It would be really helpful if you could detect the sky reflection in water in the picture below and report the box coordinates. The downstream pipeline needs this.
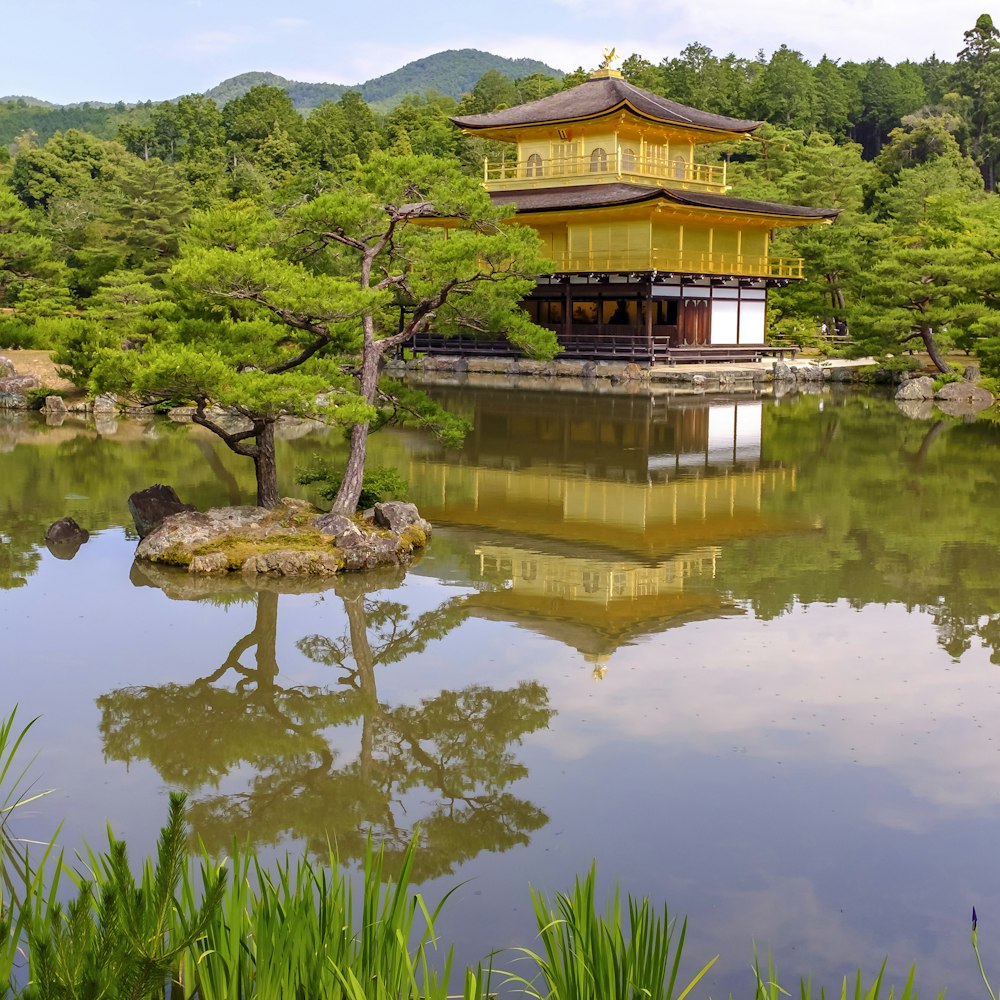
[1,386,999,997]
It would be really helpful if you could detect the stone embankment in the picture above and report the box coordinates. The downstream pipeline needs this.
[128,485,432,578]
[384,355,864,389]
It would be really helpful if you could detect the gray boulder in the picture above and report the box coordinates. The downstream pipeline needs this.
[935,381,994,406]
[336,532,405,573]
[45,516,90,546]
[128,484,197,538]
[372,501,432,538]
[895,376,936,401]
[0,373,40,410]
[44,519,89,560]
[772,361,794,382]
[45,517,90,559]
[92,393,117,414]
[935,380,995,417]
[315,511,365,544]
[1,373,42,391]
[0,356,15,376]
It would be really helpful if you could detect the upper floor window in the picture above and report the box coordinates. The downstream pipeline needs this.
[673,155,686,180]
[621,147,636,172]
[590,147,608,172]
[526,153,543,177]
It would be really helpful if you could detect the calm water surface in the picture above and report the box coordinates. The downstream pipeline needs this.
[2,384,999,996]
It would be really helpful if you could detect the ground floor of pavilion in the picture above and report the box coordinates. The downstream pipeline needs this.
[410,273,789,364]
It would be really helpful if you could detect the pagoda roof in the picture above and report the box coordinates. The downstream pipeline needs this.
[451,74,761,135]
[489,183,840,222]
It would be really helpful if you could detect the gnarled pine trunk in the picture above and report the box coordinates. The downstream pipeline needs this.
[253,420,281,508]
[919,325,951,374]
[331,323,382,514]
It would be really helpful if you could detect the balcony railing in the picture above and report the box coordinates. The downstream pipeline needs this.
[484,149,728,191]
[549,247,804,279]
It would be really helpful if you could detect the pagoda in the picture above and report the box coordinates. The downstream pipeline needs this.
[416,61,837,364]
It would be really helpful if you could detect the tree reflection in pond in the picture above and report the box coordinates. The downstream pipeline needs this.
[98,565,552,878]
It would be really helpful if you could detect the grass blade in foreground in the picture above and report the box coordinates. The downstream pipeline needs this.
[503,863,717,1000]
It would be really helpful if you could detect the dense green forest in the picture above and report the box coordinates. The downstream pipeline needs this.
[2,15,1000,378]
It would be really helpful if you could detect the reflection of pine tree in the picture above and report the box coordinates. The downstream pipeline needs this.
[98,574,551,879]
[0,516,40,590]
[725,395,1000,664]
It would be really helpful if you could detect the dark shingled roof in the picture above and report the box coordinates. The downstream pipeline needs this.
[451,75,761,134]
[489,183,840,221]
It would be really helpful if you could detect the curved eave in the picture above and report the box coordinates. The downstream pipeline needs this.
[452,99,760,144]
[488,185,839,227]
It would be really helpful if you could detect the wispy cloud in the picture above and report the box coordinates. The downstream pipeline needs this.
[175,29,248,57]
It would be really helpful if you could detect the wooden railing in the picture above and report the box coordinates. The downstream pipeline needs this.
[484,150,727,191]
[548,248,804,279]
[407,330,770,364]
[409,328,675,362]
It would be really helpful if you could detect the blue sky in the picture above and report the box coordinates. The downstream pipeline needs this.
[1,0,991,105]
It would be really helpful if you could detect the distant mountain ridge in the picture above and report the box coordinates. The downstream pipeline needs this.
[1,48,565,147]
[204,49,565,110]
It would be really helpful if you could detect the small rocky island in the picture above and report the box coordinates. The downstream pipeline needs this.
[129,485,431,577]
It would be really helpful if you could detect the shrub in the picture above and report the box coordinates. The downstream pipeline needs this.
[298,460,408,511]
[0,318,38,350]
[857,355,922,384]
[45,318,119,388]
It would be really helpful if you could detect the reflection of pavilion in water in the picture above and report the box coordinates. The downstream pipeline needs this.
[446,387,766,481]
[408,388,809,665]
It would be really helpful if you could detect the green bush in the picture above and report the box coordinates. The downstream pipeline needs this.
[976,337,1000,379]
[297,460,408,511]
[45,318,119,388]
[0,317,38,350]
[932,367,966,392]
[858,355,923,383]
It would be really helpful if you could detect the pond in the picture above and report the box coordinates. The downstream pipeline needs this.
[2,382,999,997]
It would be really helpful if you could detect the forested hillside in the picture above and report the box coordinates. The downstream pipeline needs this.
[0,48,563,146]
[2,15,1000,378]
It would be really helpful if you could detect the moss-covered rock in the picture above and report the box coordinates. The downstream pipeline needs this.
[134,496,432,577]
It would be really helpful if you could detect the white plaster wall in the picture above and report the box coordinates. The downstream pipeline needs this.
[738,299,766,343]
[712,299,739,345]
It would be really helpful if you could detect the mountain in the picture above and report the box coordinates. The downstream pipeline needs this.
[205,49,564,111]
[204,72,347,109]
[1,49,565,147]
[0,95,58,108]
[355,49,563,107]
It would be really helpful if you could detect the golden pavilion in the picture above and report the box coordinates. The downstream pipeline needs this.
[418,62,837,364]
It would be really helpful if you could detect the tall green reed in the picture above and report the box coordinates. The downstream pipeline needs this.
[0,710,53,896]
[503,862,717,1000]
[972,907,997,1000]
[178,834,481,1000]
[753,949,944,1000]
[1,708,56,998]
